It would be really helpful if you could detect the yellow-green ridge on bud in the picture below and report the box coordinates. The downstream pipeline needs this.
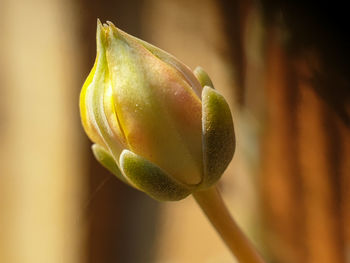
[80,20,235,201]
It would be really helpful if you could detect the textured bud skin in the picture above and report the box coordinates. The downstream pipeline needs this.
[80,21,235,201]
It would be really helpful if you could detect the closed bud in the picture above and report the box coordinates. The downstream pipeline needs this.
[80,20,235,201]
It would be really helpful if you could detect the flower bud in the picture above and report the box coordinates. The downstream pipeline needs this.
[80,20,235,201]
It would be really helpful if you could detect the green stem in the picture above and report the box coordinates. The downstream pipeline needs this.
[192,186,265,263]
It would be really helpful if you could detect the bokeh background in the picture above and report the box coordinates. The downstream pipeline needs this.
[0,0,349,262]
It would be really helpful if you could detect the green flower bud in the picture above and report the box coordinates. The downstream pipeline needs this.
[80,20,235,201]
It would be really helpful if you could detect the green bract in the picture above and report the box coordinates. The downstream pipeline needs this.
[80,20,235,201]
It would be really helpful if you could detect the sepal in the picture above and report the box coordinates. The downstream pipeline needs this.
[201,86,235,188]
[194,66,214,89]
[120,150,191,201]
[92,144,129,185]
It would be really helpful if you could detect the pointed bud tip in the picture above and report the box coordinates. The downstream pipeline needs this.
[106,21,116,27]
[96,19,107,51]
[96,19,118,34]
[102,21,119,42]
[96,18,103,31]
[108,21,119,35]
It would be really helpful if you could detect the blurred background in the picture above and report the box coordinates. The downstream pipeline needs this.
[0,0,349,262]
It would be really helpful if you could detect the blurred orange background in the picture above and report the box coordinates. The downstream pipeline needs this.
[0,0,349,262]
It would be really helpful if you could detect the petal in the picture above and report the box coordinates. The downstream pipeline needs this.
[80,48,106,148]
[82,20,125,161]
[105,25,203,185]
[103,80,127,147]
[115,24,203,97]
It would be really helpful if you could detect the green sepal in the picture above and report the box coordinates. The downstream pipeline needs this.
[119,150,191,201]
[91,144,129,185]
[201,86,235,188]
[194,66,214,89]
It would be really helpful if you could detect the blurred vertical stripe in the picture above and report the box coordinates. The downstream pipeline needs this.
[0,0,86,262]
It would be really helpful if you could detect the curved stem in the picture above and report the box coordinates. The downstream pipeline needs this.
[192,186,265,263]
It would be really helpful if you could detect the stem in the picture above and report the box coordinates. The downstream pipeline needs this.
[192,186,265,263]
